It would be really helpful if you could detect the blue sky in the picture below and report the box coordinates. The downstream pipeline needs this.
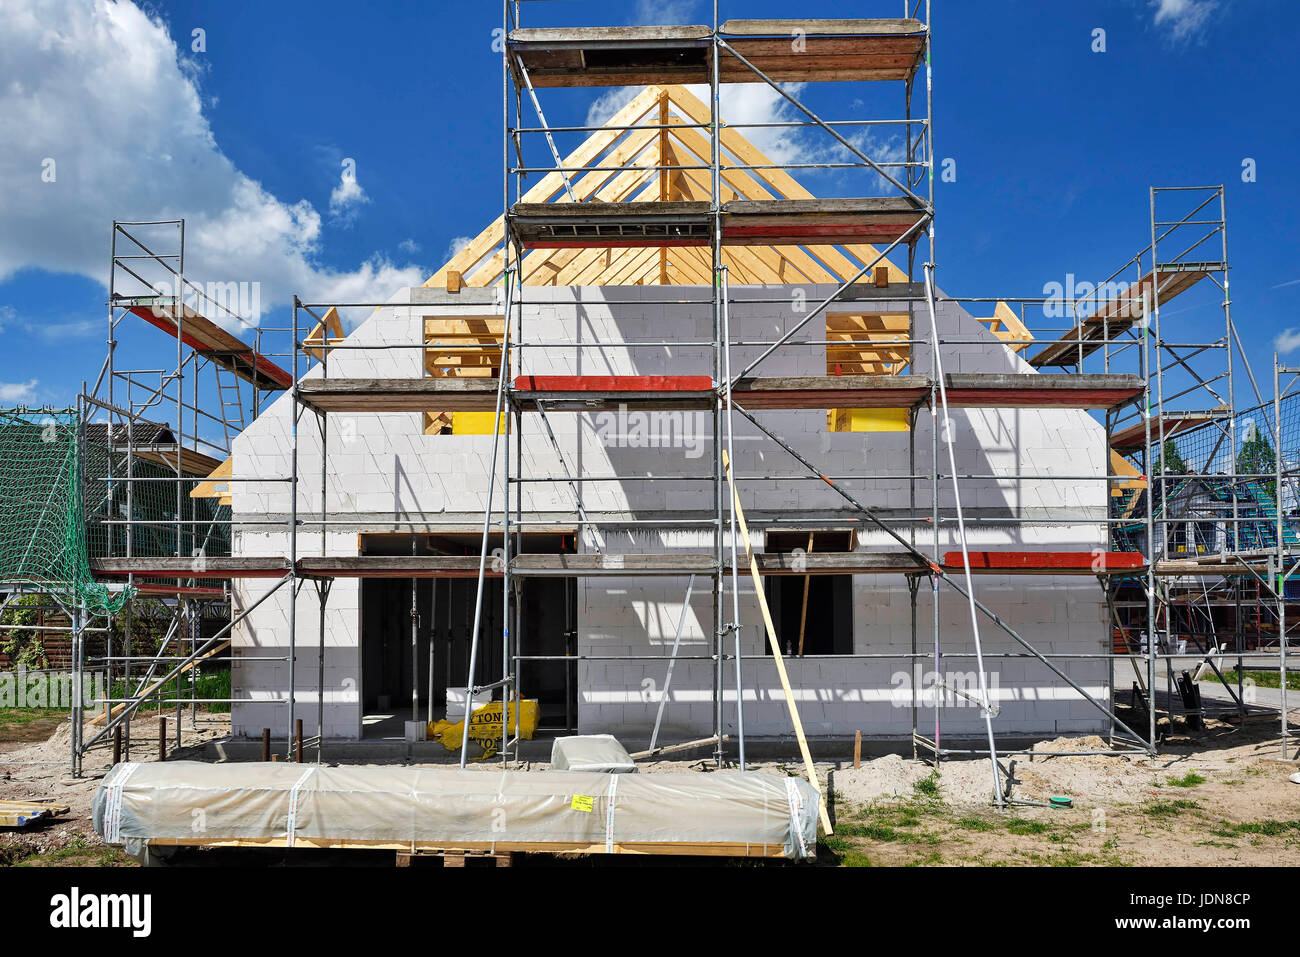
[1,0,1296,419]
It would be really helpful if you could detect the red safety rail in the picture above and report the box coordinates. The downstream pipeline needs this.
[127,305,294,390]
[514,375,714,392]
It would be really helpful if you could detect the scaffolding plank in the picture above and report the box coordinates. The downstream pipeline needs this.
[511,201,711,248]
[720,19,926,36]
[126,305,293,390]
[1026,268,1211,368]
[510,22,926,87]
[299,556,501,579]
[943,551,1145,575]
[733,374,929,409]
[295,377,500,412]
[722,198,928,246]
[91,557,289,579]
[295,373,1142,413]
[510,198,930,248]
[942,373,1143,410]
[91,553,929,579]
[1109,412,1219,453]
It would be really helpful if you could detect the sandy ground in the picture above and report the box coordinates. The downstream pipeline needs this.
[825,723,1300,866]
[0,713,228,866]
[2,710,1298,867]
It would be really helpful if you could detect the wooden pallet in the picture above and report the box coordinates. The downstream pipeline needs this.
[395,848,515,868]
[144,836,790,859]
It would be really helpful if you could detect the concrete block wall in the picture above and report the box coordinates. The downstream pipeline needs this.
[229,530,361,740]
[229,284,1109,741]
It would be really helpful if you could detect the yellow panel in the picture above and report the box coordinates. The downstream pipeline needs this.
[828,407,911,433]
[452,411,507,435]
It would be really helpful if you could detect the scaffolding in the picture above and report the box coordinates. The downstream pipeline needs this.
[5,2,1293,802]
[1,220,299,774]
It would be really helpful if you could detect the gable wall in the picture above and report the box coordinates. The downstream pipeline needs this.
[227,285,1109,743]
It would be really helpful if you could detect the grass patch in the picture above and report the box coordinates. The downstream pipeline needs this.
[904,851,944,867]
[912,772,941,799]
[1005,817,1049,835]
[1144,799,1201,817]
[1167,771,1206,788]
[836,821,897,841]
[821,835,853,854]
[1199,668,1300,691]
[956,816,997,832]
[1210,819,1300,839]
[109,668,231,714]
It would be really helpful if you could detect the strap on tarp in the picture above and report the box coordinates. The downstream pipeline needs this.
[102,762,140,844]
[605,774,619,853]
[285,767,316,848]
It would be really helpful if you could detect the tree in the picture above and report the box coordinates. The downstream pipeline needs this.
[1158,439,1187,477]
[1237,430,1277,500]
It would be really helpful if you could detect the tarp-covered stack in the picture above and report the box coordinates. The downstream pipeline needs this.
[93,762,818,860]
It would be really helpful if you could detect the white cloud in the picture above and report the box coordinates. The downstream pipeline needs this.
[1275,328,1300,353]
[633,0,699,26]
[398,238,421,255]
[444,235,474,262]
[1150,0,1220,41]
[0,380,39,402]
[0,0,424,331]
[328,168,369,221]
[584,88,642,132]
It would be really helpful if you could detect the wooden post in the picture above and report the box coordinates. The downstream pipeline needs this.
[295,718,304,763]
[158,717,166,761]
[112,724,122,766]
[797,531,814,656]
[261,728,271,763]
[854,730,862,770]
[722,451,833,834]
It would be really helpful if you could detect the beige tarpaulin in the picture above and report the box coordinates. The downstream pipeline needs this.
[93,761,818,860]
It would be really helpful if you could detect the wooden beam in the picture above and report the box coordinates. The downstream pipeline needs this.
[722,450,833,834]
[87,640,231,728]
[797,531,814,656]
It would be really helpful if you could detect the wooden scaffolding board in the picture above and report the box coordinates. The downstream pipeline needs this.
[508,20,926,88]
[126,304,293,390]
[1027,267,1212,368]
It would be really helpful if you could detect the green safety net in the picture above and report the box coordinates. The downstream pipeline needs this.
[0,409,128,616]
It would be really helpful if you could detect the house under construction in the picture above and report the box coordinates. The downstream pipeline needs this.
[2,5,1295,840]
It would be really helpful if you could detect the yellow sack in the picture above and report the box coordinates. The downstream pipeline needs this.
[429,699,539,760]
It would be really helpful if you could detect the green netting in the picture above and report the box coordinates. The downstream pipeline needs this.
[0,409,128,616]
[81,441,231,566]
